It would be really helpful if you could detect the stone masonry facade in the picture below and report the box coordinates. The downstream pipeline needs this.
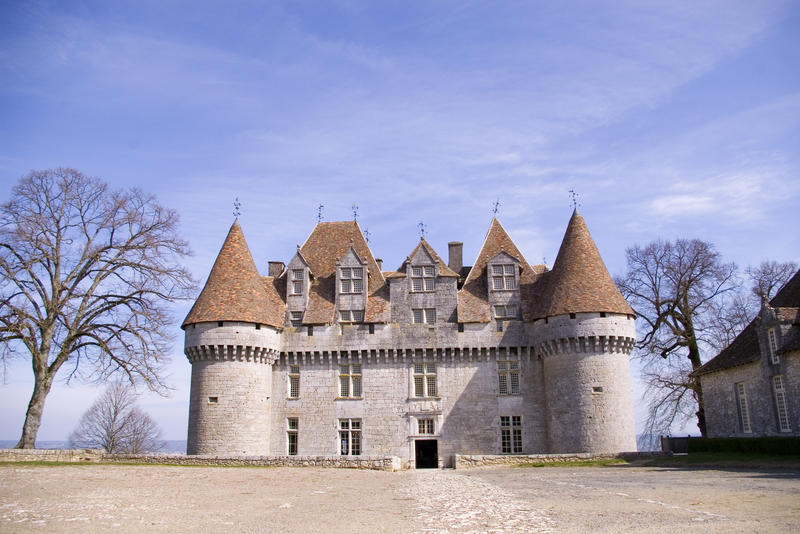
[183,211,638,467]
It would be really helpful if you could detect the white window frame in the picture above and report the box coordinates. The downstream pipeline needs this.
[412,308,436,325]
[498,361,520,395]
[339,310,365,323]
[339,418,361,455]
[413,363,437,397]
[500,416,522,453]
[494,305,518,320]
[410,265,436,292]
[287,418,298,455]
[491,264,517,291]
[290,311,302,327]
[288,365,300,398]
[339,363,362,398]
[418,418,435,435]
[291,269,304,295]
[773,375,791,432]
[767,328,779,364]
[340,267,364,294]
[735,382,752,434]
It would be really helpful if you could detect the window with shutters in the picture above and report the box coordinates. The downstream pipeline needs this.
[773,375,791,432]
[498,361,520,395]
[500,416,522,453]
[413,363,437,397]
[338,364,362,398]
[410,265,436,292]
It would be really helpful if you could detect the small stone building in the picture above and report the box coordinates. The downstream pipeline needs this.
[694,270,800,437]
[182,210,638,467]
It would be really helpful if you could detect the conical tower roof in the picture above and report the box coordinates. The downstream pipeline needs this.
[182,220,283,328]
[530,210,633,319]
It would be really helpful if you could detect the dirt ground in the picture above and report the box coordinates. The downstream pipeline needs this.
[1,463,798,533]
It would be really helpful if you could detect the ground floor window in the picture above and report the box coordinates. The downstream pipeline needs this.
[339,418,361,455]
[500,416,522,453]
[287,418,298,455]
[735,382,752,434]
[773,375,791,432]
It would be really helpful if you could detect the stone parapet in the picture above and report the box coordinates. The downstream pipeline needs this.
[453,451,663,468]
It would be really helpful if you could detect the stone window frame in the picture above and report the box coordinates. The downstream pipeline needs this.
[500,415,523,453]
[290,311,303,327]
[413,363,438,398]
[291,269,304,295]
[490,263,518,291]
[497,360,520,395]
[412,308,436,325]
[338,363,363,399]
[735,382,752,434]
[287,418,298,455]
[339,309,365,323]
[773,375,791,432]
[417,418,435,435]
[339,418,362,455]
[339,267,364,294]
[410,264,436,292]
[288,365,300,399]
[494,304,519,320]
[767,328,779,364]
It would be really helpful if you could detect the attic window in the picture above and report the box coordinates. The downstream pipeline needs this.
[340,310,364,323]
[411,265,435,292]
[290,311,302,327]
[494,305,518,319]
[291,269,304,295]
[491,264,516,290]
[340,267,363,294]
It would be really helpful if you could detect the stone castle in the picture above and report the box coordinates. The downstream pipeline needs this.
[182,210,637,467]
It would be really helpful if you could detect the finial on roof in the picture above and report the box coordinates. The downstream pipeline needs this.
[492,198,501,217]
[568,189,581,211]
[352,203,359,221]
[233,197,241,219]
[417,221,427,239]
[317,203,324,223]
[296,244,300,251]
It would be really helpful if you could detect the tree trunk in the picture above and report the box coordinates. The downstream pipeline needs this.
[15,371,54,449]
[686,333,707,437]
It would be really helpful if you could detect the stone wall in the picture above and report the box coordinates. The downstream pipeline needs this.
[453,451,660,469]
[0,448,104,462]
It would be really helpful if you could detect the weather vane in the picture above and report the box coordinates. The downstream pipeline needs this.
[568,189,581,210]
[492,198,501,216]
[417,221,427,238]
[352,203,359,221]
[233,197,241,218]
[364,227,371,244]
[317,203,325,223]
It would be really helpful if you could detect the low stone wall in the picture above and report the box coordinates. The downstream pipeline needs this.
[0,449,401,471]
[453,451,664,469]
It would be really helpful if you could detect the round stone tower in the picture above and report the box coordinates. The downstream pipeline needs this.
[532,210,637,453]
[182,220,283,455]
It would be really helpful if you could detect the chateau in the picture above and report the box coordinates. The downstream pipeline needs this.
[182,210,637,467]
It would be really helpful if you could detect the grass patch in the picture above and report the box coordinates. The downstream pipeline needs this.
[514,458,629,468]
[644,452,800,469]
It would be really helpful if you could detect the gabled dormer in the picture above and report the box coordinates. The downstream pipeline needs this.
[336,245,367,321]
[487,251,519,292]
[286,247,312,319]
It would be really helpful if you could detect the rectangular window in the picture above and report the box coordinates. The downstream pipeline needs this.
[494,305,518,319]
[767,329,779,364]
[413,363,437,397]
[339,418,361,455]
[339,364,362,398]
[773,375,791,432]
[410,264,436,292]
[340,267,363,294]
[290,311,302,327]
[735,382,752,434]
[291,270,303,295]
[287,418,298,455]
[500,415,523,453]
[412,308,436,325]
[498,361,520,395]
[492,264,517,290]
[339,310,365,323]
[288,365,300,398]
[418,418,435,435]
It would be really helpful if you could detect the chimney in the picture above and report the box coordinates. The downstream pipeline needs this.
[375,258,383,271]
[448,242,463,274]
[268,261,285,277]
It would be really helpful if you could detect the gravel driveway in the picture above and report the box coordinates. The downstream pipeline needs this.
[1,464,798,533]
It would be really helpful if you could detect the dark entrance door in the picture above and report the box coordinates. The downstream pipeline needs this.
[415,439,438,468]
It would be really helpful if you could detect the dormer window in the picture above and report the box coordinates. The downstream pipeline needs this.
[411,265,435,292]
[291,269,304,295]
[492,264,517,290]
[340,267,363,294]
[339,310,364,323]
[494,305,518,319]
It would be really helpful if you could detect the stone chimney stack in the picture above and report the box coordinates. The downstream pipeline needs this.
[448,242,463,274]
[268,261,285,277]
[375,258,383,270]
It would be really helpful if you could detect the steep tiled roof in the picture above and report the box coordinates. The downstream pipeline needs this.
[183,220,284,328]
[397,238,460,277]
[457,218,545,323]
[529,210,633,319]
[693,320,761,376]
[298,221,389,324]
[770,270,800,308]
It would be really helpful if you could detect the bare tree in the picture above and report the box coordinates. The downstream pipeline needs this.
[747,260,798,300]
[69,382,162,453]
[0,168,195,448]
[615,239,737,437]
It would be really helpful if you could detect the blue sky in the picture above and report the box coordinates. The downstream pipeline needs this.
[1,0,798,441]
